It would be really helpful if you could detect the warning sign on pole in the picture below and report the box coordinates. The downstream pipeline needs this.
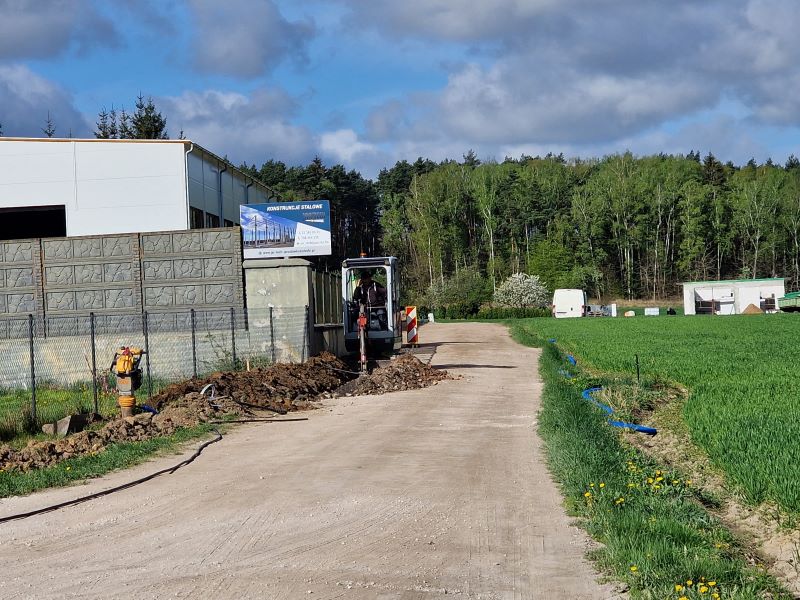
[406,306,418,346]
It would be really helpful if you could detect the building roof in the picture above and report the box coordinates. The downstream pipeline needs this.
[681,277,785,286]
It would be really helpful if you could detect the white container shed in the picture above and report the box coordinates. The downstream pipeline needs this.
[0,138,277,240]
[682,278,785,315]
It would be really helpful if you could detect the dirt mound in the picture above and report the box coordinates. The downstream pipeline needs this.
[742,303,764,315]
[0,352,448,474]
[336,354,449,396]
[150,352,349,413]
[0,392,245,473]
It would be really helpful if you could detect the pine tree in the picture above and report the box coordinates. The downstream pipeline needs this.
[131,94,168,139]
[42,112,56,137]
[95,108,110,138]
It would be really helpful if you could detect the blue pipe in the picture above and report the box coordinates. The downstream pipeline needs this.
[581,386,657,436]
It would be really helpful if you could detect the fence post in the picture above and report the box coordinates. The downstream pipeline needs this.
[143,311,152,400]
[191,308,197,378]
[270,306,276,364]
[230,307,237,369]
[302,304,309,362]
[90,312,98,414]
[28,314,36,424]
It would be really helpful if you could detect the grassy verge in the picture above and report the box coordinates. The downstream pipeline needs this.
[510,322,788,599]
[0,423,219,498]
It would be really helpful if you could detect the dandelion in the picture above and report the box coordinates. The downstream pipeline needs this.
[699,585,709,594]
[708,581,716,586]
[711,594,720,600]
[686,579,693,586]
[679,597,688,600]
[590,482,595,487]
[599,482,605,488]
[584,491,592,498]
[672,479,680,485]
[675,584,684,592]
[627,482,636,488]
[66,466,71,471]
[647,477,654,484]
[655,476,664,482]
[630,565,638,572]
[653,484,662,490]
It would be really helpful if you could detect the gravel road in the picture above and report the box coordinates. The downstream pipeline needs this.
[0,322,617,599]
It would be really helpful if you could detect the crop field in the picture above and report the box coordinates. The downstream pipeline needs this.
[516,314,800,513]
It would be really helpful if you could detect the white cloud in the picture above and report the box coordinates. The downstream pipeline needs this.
[0,0,117,59]
[0,64,90,137]
[187,0,314,78]
[159,88,314,163]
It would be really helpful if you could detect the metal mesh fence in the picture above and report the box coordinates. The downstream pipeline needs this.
[0,306,309,440]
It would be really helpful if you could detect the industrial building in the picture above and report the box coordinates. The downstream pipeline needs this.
[682,278,785,315]
[0,138,277,240]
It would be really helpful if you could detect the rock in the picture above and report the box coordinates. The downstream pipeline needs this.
[56,413,91,437]
[133,412,153,425]
[42,423,56,436]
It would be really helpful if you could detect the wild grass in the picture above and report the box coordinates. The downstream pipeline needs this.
[515,314,800,514]
[511,324,788,599]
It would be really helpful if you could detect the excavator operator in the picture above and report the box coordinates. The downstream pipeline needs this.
[353,269,387,306]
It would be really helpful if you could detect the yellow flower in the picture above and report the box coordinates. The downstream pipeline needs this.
[647,477,654,484]
[656,470,662,475]
[687,579,693,586]
[653,484,662,490]
[699,585,709,594]
[675,584,684,592]
[708,581,716,586]
[679,597,688,600]
[630,565,638,572]
[584,491,592,498]
[655,476,664,482]
[686,480,692,486]
[627,482,636,488]
[65,466,71,471]
[672,479,680,484]
[711,594,720,600]
[599,482,605,488]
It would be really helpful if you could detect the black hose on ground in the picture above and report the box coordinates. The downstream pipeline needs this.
[208,418,308,424]
[0,428,223,526]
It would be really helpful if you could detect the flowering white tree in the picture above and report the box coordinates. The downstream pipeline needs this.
[493,273,549,308]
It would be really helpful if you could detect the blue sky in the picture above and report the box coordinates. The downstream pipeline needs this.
[1,0,799,177]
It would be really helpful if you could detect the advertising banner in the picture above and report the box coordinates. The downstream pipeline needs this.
[241,200,331,259]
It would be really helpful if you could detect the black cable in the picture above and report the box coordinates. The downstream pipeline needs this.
[208,418,308,424]
[0,429,223,525]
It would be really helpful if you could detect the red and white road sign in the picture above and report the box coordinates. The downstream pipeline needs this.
[406,306,418,345]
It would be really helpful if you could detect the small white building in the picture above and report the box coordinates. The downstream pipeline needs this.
[0,138,277,240]
[682,278,785,315]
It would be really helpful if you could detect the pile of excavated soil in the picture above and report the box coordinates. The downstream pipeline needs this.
[0,352,449,474]
[0,393,245,473]
[149,352,349,413]
[335,354,450,396]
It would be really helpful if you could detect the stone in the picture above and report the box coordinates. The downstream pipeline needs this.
[42,423,56,436]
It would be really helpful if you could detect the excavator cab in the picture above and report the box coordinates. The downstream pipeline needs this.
[342,256,401,356]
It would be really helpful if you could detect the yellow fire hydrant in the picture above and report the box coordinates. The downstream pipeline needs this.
[110,347,144,418]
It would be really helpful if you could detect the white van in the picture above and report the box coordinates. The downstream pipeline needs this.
[552,289,587,318]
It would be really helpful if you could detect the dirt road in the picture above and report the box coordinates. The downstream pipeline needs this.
[0,323,615,599]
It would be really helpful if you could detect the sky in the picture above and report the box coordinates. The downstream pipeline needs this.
[1,0,799,178]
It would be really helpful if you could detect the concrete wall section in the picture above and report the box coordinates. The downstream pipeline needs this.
[0,239,43,337]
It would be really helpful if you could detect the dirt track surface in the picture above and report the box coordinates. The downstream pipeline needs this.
[0,323,615,599]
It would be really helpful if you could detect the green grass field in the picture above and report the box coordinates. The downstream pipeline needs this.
[516,313,800,513]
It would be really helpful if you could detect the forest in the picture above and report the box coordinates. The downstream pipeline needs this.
[374,151,800,311]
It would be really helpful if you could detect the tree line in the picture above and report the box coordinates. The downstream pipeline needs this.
[377,151,800,308]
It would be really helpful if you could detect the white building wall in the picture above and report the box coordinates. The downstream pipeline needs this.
[0,140,188,236]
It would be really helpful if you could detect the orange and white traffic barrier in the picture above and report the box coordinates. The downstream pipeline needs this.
[406,306,418,346]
